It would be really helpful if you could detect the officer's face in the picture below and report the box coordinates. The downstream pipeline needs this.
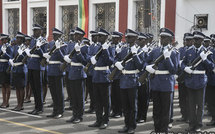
[137,38,146,47]
[70,35,75,41]
[1,38,8,44]
[194,38,203,48]
[203,41,210,48]
[16,37,24,45]
[33,29,42,38]
[112,37,120,45]
[126,36,137,45]
[160,36,172,46]
[91,35,98,43]
[25,40,31,46]
[98,35,108,44]
[74,33,84,42]
[185,39,193,47]
[53,34,61,41]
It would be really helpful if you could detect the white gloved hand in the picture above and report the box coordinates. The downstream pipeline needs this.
[184,66,193,74]
[1,46,6,53]
[145,64,155,74]
[116,46,122,54]
[131,45,138,54]
[90,56,97,65]
[17,48,23,55]
[200,51,212,61]
[74,43,81,52]
[115,61,124,71]
[163,49,172,59]
[102,42,109,50]
[25,48,31,57]
[9,59,14,66]
[55,40,61,49]
[64,55,71,63]
[43,53,51,59]
[36,40,43,48]
[142,46,148,53]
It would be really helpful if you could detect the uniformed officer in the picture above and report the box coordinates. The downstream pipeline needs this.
[136,32,149,124]
[110,31,123,118]
[206,34,215,126]
[0,33,13,108]
[24,35,32,103]
[44,28,67,119]
[64,27,89,123]
[88,28,115,129]
[177,33,193,123]
[64,29,75,105]
[9,32,27,111]
[145,28,179,133]
[116,29,143,134]
[182,31,214,132]
[85,31,99,114]
[26,24,47,115]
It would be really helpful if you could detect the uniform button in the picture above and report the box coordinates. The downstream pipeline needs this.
[166,78,168,80]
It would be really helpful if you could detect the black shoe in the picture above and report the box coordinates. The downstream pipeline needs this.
[85,109,95,114]
[127,128,135,134]
[47,103,53,107]
[118,126,129,133]
[195,126,202,132]
[110,112,116,117]
[24,100,31,103]
[0,104,9,108]
[99,123,108,129]
[65,107,72,110]
[13,107,24,111]
[137,119,145,123]
[32,110,43,115]
[28,109,36,114]
[43,101,46,104]
[72,118,82,124]
[176,117,186,122]
[54,114,63,119]
[66,116,76,123]
[185,127,195,132]
[46,113,56,118]
[206,120,215,126]
[88,122,101,127]
[64,97,70,102]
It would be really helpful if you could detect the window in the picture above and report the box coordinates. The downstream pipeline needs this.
[95,3,115,33]
[33,7,47,37]
[62,5,78,41]
[8,8,19,38]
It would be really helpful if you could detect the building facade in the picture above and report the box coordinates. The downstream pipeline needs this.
[0,0,176,43]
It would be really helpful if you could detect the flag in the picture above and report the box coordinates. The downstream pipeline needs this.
[79,0,89,37]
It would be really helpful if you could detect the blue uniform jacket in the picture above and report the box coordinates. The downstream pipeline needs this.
[0,43,13,72]
[207,47,215,86]
[12,44,27,73]
[147,47,179,92]
[65,41,75,72]
[181,45,214,89]
[92,43,115,83]
[27,36,47,71]
[118,45,143,89]
[47,40,67,76]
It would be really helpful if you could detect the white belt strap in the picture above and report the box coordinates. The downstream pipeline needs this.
[213,68,215,73]
[155,70,170,75]
[94,66,109,71]
[49,61,62,64]
[70,62,83,66]
[0,59,8,62]
[122,69,140,74]
[192,70,205,74]
[31,54,40,58]
[13,62,23,66]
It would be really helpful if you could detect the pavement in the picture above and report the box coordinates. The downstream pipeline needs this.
[0,88,215,134]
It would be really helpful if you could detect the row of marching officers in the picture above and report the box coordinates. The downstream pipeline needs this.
[1,23,215,134]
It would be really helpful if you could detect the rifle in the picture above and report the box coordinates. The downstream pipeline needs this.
[7,44,27,73]
[59,41,81,71]
[84,42,110,73]
[177,46,212,82]
[40,38,64,67]
[138,41,178,84]
[22,37,47,64]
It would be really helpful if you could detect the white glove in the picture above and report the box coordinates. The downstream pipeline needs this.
[163,49,172,59]
[75,43,81,52]
[9,59,14,66]
[200,51,212,61]
[1,46,6,53]
[36,40,43,48]
[116,46,122,54]
[17,48,23,55]
[102,42,109,50]
[64,55,71,63]
[55,40,61,49]
[145,64,155,74]
[142,46,148,53]
[115,61,124,71]
[131,45,138,54]
[43,53,51,59]
[25,48,31,57]
[184,66,193,74]
[90,56,97,65]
